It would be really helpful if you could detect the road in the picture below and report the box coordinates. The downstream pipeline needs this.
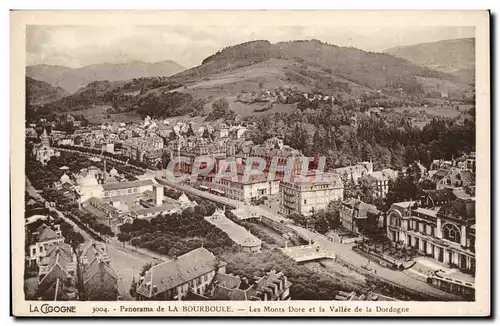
[156,176,293,224]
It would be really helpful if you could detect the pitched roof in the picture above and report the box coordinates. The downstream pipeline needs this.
[136,247,225,298]
[423,188,456,203]
[213,270,291,301]
[205,211,262,247]
[343,199,380,218]
[83,257,118,284]
[37,226,64,243]
[214,273,242,289]
[36,243,76,298]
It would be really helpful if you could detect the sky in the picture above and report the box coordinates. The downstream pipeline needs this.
[26,25,475,69]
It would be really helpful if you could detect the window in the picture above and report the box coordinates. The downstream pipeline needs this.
[442,224,461,243]
[304,199,307,204]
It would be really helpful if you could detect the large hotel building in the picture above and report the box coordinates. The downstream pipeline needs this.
[279,172,344,216]
[386,190,475,274]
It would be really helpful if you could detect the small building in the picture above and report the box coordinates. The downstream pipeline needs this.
[205,209,262,252]
[136,247,227,300]
[35,242,77,301]
[366,169,398,198]
[205,270,292,301]
[81,244,118,301]
[340,199,382,235]
[27,224,65,267]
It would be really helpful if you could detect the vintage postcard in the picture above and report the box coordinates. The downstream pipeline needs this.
[11,10,490,317]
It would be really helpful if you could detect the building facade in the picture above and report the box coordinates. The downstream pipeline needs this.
[122,135,164,163]
[136,247,227,300]
[386,198,475,274]
[339,199,382,235]
[279,172,344,216]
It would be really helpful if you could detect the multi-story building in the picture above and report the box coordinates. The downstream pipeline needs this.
[102,179,155,199]
[35,242,78,301]
[81,243,118,301]
[198,171,279,204]
[122,135,164,163]
[366,169,398,199]
[339,199,382,235]
[136,247,227,300]
[433,168,475,190]
[386,194,475,274]
[279,172,344,216]
[27,224,65,267]
[454,152,476,172]
[334,161,373,184]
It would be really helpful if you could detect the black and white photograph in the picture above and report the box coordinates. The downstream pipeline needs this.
[11,10,490,317]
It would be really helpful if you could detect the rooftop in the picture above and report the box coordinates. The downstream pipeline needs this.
[205,210,262,247]
[343,199,380,218]
[102,179,154,191]
[136,247,225,298]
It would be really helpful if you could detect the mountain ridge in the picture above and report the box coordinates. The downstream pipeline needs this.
[26,60,186,93]
[26,77,69,105]
[32,39,473,120]
[383,38,475,85]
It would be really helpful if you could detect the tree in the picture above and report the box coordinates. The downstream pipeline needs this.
[140,262,153,277]
[343,175,361,199]
[129,278,138,299]
[287,212,307,227]
[117,233,132,245]
[67,231,85,253]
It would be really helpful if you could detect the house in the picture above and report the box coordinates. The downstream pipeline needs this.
[35,242,78,301]
[203,270,292,301]
[366,169,398,198]
[340,199,382,235]
[402,161,428,180]
[434,168,475,190]
[27,224,65,267]
[81,244,118,301]
[334,161,374,184]
[136,247,227,300]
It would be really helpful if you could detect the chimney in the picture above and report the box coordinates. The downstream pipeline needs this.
[154,185,164,207]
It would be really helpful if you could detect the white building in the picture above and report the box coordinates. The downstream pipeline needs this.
[279,172,344,216]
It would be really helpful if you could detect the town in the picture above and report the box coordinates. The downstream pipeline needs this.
[24,106,476,302]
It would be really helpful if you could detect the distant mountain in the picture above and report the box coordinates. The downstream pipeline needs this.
[26,60,186,93]
[39,40,473,119]
[383,38,475,85]
[26,77,69,105]
[172,39,453,90]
